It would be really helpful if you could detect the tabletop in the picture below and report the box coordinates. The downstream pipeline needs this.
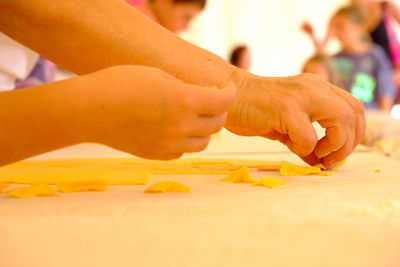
[1,130,399,267]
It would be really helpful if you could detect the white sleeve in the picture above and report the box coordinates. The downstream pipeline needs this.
[0,33,39,91]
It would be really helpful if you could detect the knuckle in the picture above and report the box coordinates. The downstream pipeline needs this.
[354,98,365,114]
[339,105,353,121]
[299,72,325,85]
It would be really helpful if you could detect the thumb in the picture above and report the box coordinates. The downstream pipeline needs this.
[194,82,237,115]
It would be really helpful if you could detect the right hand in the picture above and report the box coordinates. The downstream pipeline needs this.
[80,66,237,160]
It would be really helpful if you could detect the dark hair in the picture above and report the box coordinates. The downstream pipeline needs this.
[334,4,366,24]
[150,0,207,9]
[229,45,248,66]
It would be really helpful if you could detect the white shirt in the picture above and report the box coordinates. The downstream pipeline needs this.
[0,33,39,91]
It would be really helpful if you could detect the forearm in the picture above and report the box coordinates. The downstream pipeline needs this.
[0,77,88,166]
[0,0,236,87]
[310,35,324,54]
[314,19,335,54]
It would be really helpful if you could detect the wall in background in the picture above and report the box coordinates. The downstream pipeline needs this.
[180,0,400,77]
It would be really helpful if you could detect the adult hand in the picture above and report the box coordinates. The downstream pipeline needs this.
[226,71,365,169]
[83,66,237,160]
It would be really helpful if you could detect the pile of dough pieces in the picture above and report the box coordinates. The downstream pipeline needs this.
[0,158,335,198]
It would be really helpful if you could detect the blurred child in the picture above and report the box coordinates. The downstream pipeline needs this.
[126,0,206,33]
[229,45,251,71]
[303,0,400,103]
[302,54,333,81]
[331,5,396,111]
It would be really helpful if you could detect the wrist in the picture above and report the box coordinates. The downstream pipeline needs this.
[227,67,276,96]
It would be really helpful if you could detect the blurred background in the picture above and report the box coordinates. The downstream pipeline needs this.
[180,0,400,76]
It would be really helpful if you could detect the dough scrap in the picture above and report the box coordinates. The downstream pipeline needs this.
[0,159,152,185]
[57,178,107,193]
[221,166,257,183]
[211,133,223,140]
[253,177,285,189]
[7,184,56,199]
[144,181,191,193]
[152,170,230,175]
[313,163,326,170]
[231,159,282,170]
[279,161,332,176]
[257,165,282,171]
[191,161,236,171]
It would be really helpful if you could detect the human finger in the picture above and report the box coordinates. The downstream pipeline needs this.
[331,86,366,149]
[189,113,228,136]
[285,113,318,157]
[193,83,237,115]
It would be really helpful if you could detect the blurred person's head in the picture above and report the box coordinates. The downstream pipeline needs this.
[229,45,251,71]
[332,5,371,50]
[147,0,206,33]
[350,0,369,4]
[302,54,333,81]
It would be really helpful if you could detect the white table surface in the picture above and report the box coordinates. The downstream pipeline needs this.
[1,130,399,267]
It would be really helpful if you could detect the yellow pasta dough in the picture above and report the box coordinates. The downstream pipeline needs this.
[221,166,257,183]
[152,170,230,175]
[253,177,286,189]
[0,183,10,192]
[57,178,108,193]
[144,181,191,193]
[0,159,152,185]
[7,184,56,199]
[279,162,332,176]
[313,163,326,170]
